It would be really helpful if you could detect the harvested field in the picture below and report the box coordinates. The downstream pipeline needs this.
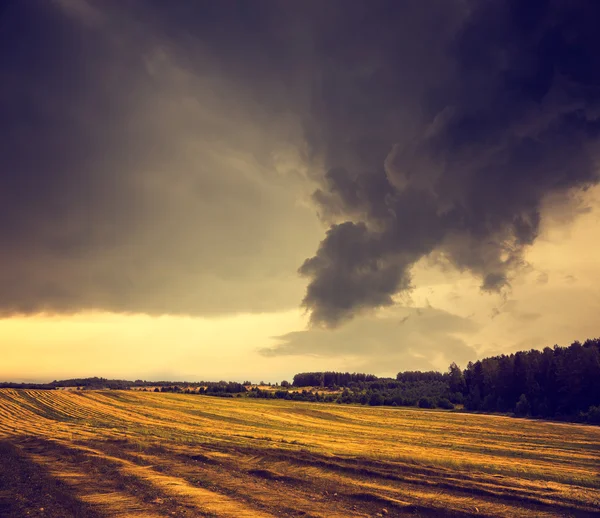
[0,389,599,517]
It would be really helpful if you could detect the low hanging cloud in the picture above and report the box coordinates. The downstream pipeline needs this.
[300,0,600,326]
[260,306,479,373]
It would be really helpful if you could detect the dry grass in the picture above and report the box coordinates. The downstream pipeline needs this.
[0,389,599,517]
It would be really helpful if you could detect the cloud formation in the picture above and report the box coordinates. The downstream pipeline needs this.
[0,1,321,316]
[300,0,600,326]
[260,306,478,374]
[1,0,599,326]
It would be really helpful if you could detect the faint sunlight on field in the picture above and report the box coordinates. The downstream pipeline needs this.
[0,389,599,517]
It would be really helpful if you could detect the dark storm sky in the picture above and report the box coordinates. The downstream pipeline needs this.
[1,0,600,337]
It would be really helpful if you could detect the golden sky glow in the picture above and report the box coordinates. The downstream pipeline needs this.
[0,310,305,382]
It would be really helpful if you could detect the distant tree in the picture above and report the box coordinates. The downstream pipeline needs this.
[587,406,600,425]
[436,398,454,410]
[397,371,446,383]
[447,363,466,394]
[465,385,482,411]
[482,394,497,412]
[418,397,435,409]
[293,371,376,388]
[515,394,531,417]
[369,393,385,406]
[450,392,464,405]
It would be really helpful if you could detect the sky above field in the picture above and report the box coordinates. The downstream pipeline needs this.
[1,0,600,382]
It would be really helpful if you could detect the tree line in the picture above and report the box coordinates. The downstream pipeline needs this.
[459,338,600,423]
[2,338,598,425]
[280,339,600,424]
[292,371,378,387]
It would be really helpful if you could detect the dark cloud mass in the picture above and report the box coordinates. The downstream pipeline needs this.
[0,1,599,320]
[0,0,320,316]
[301,0,600,326]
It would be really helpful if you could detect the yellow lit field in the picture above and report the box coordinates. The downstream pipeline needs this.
[0,389,599,517]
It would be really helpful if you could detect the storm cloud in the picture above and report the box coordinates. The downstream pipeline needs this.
[1,0,599,323]
[299,0,600,326]
[0,0,321,316]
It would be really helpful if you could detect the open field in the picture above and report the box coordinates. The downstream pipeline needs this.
[0,389,599,517]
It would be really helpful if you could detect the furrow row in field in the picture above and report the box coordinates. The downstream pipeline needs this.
[0,395,61,437]
[164,438,600,517]
[264,450,598,517]
[87,436,598,518]
[84,438,434,518]
[18,438,181,517]
[0,390,50,421]
[77,392,213,433]
[128,394,600,472]
[22,437,282,518]
[29,390,109,421]
[78,393,298,447]
[60,392,155,425]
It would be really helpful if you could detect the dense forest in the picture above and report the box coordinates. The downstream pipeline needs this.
[460,338,600,422]
[2,339,599,425]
